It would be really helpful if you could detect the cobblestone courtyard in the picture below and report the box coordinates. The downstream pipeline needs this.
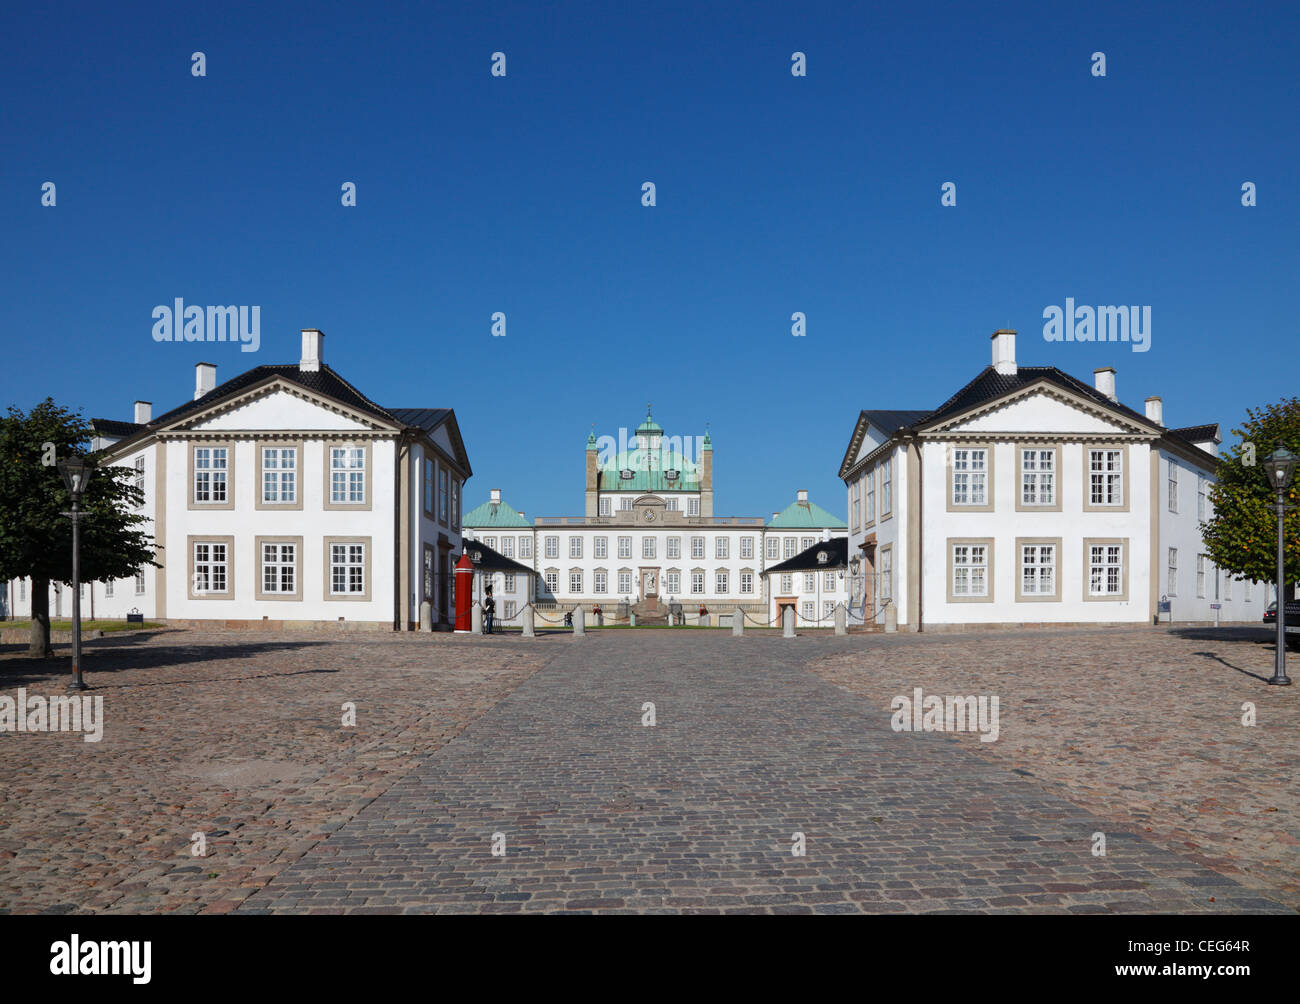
[1,626,1296,914]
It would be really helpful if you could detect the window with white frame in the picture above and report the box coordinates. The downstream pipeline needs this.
[194,447,228,503]
[1020,449,1054,505]
[880,459,893,515]
[741,537,754,560]
[802,537,815,551]
[329,542,365,595]
[665,571,680,594]
[823,600,834,619]
[620,497,633,510]
[499,572,513,592]
[329,447,365,504]
[599,497,611,516]
[483,537,497,550]
[1167,547,1178,595]
[545,536,559,559]
[194,541,229,593]
[1196,555,1207,597]
[618,536,632,559]
[691,572,704,594]
[262,542,296,594]
[452,479,460,529]
[952,544,988,596]
[866,469,876,523]
[780,574,792,593]
[666,498,678,511]
[643,537,656,559]
[423,459,434,512]
[716,571,728,593]
[504,600,516,619]
[766,537,779,560]
[257,444,293,502]
[570,571,582,593]
[952,448,988,506]
[133,456,145,494]
[824,572,836,591]
[594,571,607,593]
[1089,543,1123,595]
[851,479,861,530]
[880,547,893,601]
[1197,476,1207,521]
[618,571,632,594]
[716,537,729,559]
[1168,460,1179,513]
[1089,449,1123,506]
[687,498,700,516]
[667,536,681,559]
[135,570,145,594]
[802,601,814,621]
[1223,573,1231,602]
[1021,544,1056,596]
[783,537,796,559]
[803,573,814,592]
[569,537,583,559]
[437,468,448,521]
[501,537,514,558]
[740,571,753,593]
[105,579,114,597]
[594,536,608,559]
[519,536,532,559]
[691,536,704,559]
[545,571,558,594]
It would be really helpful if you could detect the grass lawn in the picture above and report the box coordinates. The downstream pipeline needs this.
[0,619,164,633]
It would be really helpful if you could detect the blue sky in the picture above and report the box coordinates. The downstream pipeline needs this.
[2,0,1297,518]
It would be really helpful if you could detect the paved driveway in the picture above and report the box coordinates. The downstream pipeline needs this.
[238,631,1289,914]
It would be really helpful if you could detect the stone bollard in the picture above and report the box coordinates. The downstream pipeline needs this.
[700,614,710,628]
[783,605,796,638]
[834,602,847,636]
[595,611,604,627]
[732,608,745,636]
[471,603,483,635]
[884,600,898,633]
[573,608,585,637]
[522,607,535,637]
[420,600,433,631]
[630,612,637,627]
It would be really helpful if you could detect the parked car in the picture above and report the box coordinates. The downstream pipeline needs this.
[1264,601,1276,624]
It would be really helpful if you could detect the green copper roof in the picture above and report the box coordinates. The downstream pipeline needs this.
[767,498,847,529]
[599,449,700,492]
[463,497,531,528]
[635,407,663,436]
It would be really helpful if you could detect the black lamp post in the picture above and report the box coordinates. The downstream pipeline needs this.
[57,456,95,692]
[1264,446,1296,686]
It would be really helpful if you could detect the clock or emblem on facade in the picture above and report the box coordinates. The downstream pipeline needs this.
[644,510,655,521]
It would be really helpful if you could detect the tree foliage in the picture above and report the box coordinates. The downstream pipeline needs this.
[1201,396,1300,587]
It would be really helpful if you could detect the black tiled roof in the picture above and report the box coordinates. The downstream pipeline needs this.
[90,419,142,438]
[764,536,849,574]
[388,408,453,435]
[862,410,932,435]
[1169,423,1220,445]
[148,364,398,429]
[465,539,535,575]
[921,366,1154,428]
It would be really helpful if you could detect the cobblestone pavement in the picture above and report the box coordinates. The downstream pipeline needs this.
[237,628,1295,914]
[810,625,1300,911]
[0,630,544,914]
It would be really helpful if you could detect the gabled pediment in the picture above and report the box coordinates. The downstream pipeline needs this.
[922,384,1149,437]
[172,379,395,434]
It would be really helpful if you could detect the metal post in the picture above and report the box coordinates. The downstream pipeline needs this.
[69,499,86,692]
[1270,485,1291,685]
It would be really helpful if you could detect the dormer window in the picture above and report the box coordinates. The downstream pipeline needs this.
[620,468,635,480]
[665,469,680,481]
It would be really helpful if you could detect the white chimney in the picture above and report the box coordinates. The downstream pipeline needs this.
[1144,396,1163,425]
[1094,366,1116,402]
[490,488,501,504]
[797,489,809,503]
[194,362,216,400]
[991,329,1017,375]
[133,401,152,424]
[772,512,780,521]
[517,510,524,518]
[300,328,324,372]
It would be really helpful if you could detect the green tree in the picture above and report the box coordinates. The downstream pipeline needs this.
[0,399,156,657]
[1201,396,1300,592]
